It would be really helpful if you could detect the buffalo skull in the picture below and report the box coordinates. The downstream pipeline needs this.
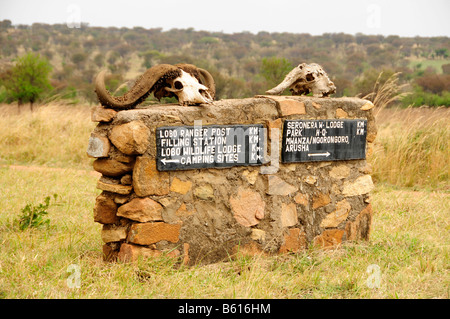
[95,63,215,108]
[165,69,214,106]
[266,63,336,97]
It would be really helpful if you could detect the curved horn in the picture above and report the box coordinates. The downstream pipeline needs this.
[95,64,180,109]
[198,68,216,99]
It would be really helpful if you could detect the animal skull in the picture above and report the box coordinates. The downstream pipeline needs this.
[266,63,336,97]
[94,63,215,109]
[165,70,213,106]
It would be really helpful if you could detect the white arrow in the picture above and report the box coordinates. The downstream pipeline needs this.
[161,158,180,165]
[308,152,331,157]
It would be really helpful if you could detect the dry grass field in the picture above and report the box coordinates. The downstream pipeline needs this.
[0,103,448,299]
[371,106,449,189]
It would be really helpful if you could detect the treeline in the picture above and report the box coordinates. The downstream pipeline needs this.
[0,19,449,106]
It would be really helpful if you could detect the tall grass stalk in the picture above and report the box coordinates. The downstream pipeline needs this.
[362,71,409,116]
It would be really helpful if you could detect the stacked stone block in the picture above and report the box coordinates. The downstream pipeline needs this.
[87,96,377,265]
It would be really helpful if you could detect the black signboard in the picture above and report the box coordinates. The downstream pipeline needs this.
[282,119,367,163]
[156,124,264,171]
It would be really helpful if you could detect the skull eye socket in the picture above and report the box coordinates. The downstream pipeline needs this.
[174,81,183,90]
[306,73,315,81]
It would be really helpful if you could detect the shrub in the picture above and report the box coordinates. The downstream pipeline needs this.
[415,74,450,94]
[16,194,58,231]
[260,57,293,89]
[353,68,396,98]
[0,86,7,103]
[401,86,450,107]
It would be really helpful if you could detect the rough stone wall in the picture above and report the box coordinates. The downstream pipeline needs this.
[87,96,377,265]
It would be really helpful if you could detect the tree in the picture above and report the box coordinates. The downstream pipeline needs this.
[0,19,12,29]
[71,51,87,66]
[260,57,293,90]
[435,48,449,58]
[352,68,395,98]
[415,74,450,94]
[139,50,162,69]
[442,63,450,75]
[2,52,53,111]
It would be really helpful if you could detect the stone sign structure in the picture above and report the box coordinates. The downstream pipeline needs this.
[87,95,377,265]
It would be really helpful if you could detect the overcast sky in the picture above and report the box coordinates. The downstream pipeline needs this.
[1,0,449,37]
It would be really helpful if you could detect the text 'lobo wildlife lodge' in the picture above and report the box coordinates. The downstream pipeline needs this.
[282,119,367,163]
[156,124,264,171]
